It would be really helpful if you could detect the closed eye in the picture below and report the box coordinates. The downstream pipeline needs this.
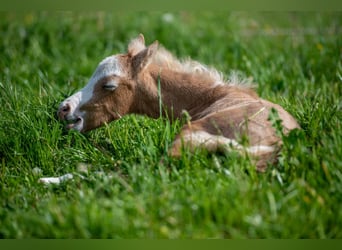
[103,80,118,91]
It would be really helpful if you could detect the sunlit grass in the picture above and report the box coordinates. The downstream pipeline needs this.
[0,12,341,238]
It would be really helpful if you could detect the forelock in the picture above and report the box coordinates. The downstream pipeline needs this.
[92,56,122,81]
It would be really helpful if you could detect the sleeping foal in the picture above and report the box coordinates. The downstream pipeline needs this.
[41,34,299,184]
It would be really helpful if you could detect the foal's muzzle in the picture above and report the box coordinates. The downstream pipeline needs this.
[57,103,84,131]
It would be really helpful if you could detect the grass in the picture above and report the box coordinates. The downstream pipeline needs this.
[0,11,342,238]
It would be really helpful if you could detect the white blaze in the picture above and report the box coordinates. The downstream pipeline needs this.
[60,55,123,131]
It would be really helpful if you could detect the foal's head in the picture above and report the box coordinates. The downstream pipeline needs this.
[58,34,158,132]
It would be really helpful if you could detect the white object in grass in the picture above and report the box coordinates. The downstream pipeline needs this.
[39,173,74,185]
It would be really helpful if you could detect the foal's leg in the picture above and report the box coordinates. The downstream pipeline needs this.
[169,126,278,171]
[169,129,239,156]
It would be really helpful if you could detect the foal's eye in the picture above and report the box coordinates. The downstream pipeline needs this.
[103,81,118,91]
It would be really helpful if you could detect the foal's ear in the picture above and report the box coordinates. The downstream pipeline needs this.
[131,41,158,75]
[128,33,146,56]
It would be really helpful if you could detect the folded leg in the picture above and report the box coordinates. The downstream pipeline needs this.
[169,126,278,171]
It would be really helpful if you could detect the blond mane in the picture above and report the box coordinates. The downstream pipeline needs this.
[128,34,254,88]
[150,45,255,89]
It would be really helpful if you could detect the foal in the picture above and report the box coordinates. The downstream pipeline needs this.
[57,34,299,172]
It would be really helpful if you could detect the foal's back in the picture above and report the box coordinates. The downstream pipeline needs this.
[168,84,300,171]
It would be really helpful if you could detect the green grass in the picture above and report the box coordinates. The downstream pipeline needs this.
[1,12,342,238]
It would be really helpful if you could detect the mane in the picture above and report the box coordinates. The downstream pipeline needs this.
[151,46,254,88]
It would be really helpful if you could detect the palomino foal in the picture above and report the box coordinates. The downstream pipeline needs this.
[57,34,299,172]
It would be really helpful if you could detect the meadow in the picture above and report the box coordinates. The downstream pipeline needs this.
[0,12,341,238]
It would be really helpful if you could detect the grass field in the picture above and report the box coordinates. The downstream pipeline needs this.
[0,12,341,238]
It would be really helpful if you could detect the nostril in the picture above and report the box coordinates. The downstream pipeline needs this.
[58,103,71,120]
[62,104,70,112]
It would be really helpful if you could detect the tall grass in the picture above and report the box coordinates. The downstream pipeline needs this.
[0,12,341,238]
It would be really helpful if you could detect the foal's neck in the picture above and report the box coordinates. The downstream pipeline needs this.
[145,66,230,120]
